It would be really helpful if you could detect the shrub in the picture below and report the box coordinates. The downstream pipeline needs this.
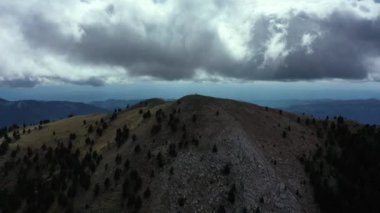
[282,131,287,138]
[67,183,77,198]
[130,170,139,180]
[192,138,199,147]
[85,137,92,145]
[111,111,117,121]
[155,109,165,123]
[168,143,177,157]
[212,144,218,153]
[122,178,130,198]
[115,126,130,148]
[93,183,100,197]
[151,124,161,135]
[79,172,91,190]
[58,192,69,207]
[168,113,180,132]
[0,141,9,156]
[134,176,142,192]
[69,133,76,140]
[127,195,136,207]
[114,168,122,182]
[217,205,226,213]
[222,164,231,175]
[192,114,197,123]
[305,118,310,126]
[143,110,151,119]
[134,196,142,209]
[124,159,130,171]
[27,147,33,157]
[134,145,141,154]
[115,154,122,165]
[85,123,93,133]
[104,178,110,190]
[157,152,164,168]
[11,149,17,158]
[273,160,277,165]
[254,207,261,213]
[96,128,103,136]
[228,184,236,204]
[143,187,151,198]
[12,131,20,140]
[178,197,186,207]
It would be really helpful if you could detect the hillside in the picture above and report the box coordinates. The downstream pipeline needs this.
[1,95,379,213]
[0,99,106,127]
[89,99,140,111]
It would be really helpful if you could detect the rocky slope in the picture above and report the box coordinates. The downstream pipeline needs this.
[0,95,325,213]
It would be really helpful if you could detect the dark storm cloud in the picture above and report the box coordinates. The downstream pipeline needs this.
[2,0,380,87]
[0,75,105,88]
[19,10,236,81]
[47,76,106,87]
[0,77,40,88]
[76,23,236,80]
[21,14,72,52]
[241,11,380,80]
[278,12,380,80]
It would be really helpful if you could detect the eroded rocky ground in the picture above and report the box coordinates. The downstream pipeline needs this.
[0,95,323,213]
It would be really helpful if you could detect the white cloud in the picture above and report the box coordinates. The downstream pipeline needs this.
[301,33,318,54]
[366,57,380,81]
[0,0,380,86]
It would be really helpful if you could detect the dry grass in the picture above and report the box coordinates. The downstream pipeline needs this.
[0,95,327,213]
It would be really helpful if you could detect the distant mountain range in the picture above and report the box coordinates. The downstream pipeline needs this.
[0,99,106,127]
[286,99,380,124]
[1,98,380,128]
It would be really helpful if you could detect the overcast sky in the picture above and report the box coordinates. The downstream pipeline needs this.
[0,0,380,100]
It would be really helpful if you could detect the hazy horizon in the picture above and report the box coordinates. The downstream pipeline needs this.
[2,81,380,104]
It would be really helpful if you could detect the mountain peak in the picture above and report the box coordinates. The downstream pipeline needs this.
[0,95,378,212]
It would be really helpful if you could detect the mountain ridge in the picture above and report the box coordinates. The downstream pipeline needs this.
[89,99,141,111]
[0,95,321,212]
[1,95,379,213]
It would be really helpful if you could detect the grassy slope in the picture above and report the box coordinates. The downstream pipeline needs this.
[0,95,325,213]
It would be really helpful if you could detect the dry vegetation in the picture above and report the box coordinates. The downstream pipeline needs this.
[1,95,378,213]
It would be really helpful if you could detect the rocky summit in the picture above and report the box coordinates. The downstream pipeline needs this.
[1,95,380,213]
